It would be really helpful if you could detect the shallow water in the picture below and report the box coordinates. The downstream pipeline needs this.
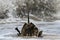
[0,21,60,40]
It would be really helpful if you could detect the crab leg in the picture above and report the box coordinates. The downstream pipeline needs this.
[15,27,20,34]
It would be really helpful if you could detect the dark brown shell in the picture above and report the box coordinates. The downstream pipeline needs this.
[21,23,39,36]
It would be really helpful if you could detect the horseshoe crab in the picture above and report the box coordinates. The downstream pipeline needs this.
[15,23,43,37]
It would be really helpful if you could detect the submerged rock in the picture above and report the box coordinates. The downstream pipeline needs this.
[15,23,42,37]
